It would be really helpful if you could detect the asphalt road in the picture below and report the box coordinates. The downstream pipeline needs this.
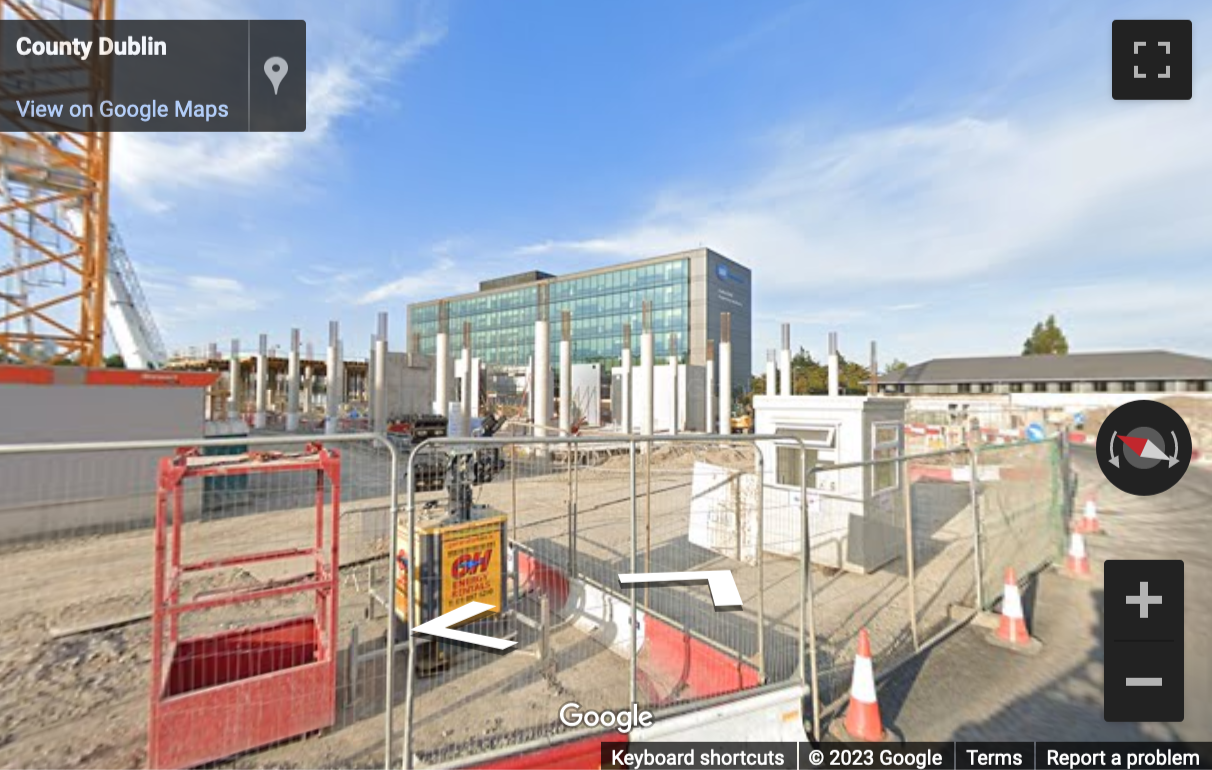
[870,448,1211,742]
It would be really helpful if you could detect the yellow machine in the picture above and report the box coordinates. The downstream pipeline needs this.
[393,450,509,674]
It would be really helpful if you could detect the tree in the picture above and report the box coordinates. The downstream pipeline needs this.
[104,354,126,368]
[1022,315,1069,355]
[884,359,909,374]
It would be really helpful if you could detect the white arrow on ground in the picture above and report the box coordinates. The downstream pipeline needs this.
[617,570,743,609]
[411,601,517,650]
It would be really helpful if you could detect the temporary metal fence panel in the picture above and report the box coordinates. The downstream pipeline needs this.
[0,429,1069,770]
[395,435,796,768]
[972,439,1067,608]
[0,433,399,770]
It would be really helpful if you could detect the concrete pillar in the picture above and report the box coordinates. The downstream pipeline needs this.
[1107,381,1124,393]
[434,329,450,416]
[325,321,340,435]
[227,338,240,421]
[827,332,840,397]
[868,341,878,397]
[254,333,268,428]
[620,323,633,433]
[779,324,792,397]
[640,304,654,437]
[534,317,551,437]
[1135,381,1152,393]
[302,364,313,417]
[1046,382,1061,394]
[559,311,572,437]
[705,340,715,435]
[461,322,473,437]
[373,312,388,434]
[286,328,301,431]
[719,313,732,435]
[765,349,776,397]
[668,334,679,436]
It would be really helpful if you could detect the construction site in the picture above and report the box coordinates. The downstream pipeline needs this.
[2,2,1211,770]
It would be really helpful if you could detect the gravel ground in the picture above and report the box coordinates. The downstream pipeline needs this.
[0,441,1058,768]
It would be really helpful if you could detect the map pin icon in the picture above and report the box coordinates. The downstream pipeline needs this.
[264,57,288,95]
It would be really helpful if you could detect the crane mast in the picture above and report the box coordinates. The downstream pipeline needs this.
[0,0,116,367]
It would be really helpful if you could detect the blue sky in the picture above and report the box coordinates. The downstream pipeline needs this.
[113,0,1212,373]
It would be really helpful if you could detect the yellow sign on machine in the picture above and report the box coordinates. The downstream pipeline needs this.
[393,513,507,624]
[440,519,504,615]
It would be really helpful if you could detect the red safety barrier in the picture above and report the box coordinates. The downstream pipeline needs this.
[639,616,760,702]
[478,734,626,769]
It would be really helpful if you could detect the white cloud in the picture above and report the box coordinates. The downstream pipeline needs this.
[514,81,1212,296]
[356,256,476,306]
[137,269,268,338]
[111,25,445,211]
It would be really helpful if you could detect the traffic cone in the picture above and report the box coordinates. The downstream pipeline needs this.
[1064,531,1091,579]
[1075,498,1101,534]
[987,568,1042,654]
[830,628,895,742]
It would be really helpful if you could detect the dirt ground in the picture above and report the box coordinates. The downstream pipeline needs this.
[0,442,1055,769]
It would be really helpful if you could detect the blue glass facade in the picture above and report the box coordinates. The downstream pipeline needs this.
[408,258,690,368]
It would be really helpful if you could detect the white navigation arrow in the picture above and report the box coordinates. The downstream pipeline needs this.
[617,570,743,609]
[411,601,517,651]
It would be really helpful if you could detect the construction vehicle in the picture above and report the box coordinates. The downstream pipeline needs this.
[387,411,508,490]
[730,407,754,433]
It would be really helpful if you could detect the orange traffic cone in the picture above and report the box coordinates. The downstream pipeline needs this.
[831,628,893,742]
[1075,498,1101,534]
[988,568,1042,653]
[1064,531,1091,579]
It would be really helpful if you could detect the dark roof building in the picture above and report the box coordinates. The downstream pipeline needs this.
[877,350,1212,395]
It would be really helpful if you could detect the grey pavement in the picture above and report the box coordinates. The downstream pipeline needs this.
[866,448,1212,742]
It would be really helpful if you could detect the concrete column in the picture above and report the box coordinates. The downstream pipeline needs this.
[668,334,679,436]
[434,329,450,416]
[620,323,633,433]
[286,328,301,431]
[471,358,482,416]
[705,340,715,435]
[640,326,654,437]
[1107,381,1124,393]
[558,312,573,437]
[373,312,388,434]
[779,323,792,397]
[325,321,340,435]
[827,332,840,397]
[254,333,268,428]
[460,322,473,436]
[765,349,776,397]
[719,312,732,435]
[719,341,732,435]
[534,317,551,437]
[302,364,313,417]
[227,338,240,421]
[868,341,878,396]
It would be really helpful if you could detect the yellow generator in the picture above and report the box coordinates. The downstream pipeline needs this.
[393,450,509,673]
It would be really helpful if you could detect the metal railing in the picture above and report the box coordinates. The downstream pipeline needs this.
[0,429,1069,770]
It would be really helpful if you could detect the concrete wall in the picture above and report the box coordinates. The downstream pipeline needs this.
[905,392,1212,414]
[381,352,436,416]
[0,383,209,543]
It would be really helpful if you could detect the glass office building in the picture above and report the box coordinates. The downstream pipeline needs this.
[406,248,752,392]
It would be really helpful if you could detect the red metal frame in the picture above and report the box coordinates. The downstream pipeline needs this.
[148,444,342,769]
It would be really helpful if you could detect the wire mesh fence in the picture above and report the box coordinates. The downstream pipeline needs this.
[973,439,1067,608]
[0,434,397,770]
[0,429,1069,769]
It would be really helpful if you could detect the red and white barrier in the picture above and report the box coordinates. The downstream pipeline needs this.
[514,549,760,704]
